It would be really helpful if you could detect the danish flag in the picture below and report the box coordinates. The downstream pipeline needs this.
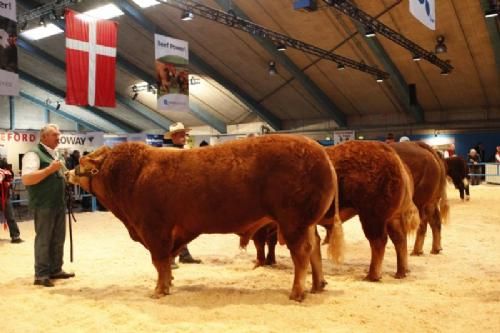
[65,9,117,107]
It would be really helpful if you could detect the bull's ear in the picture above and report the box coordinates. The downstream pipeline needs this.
[87,146,112,167]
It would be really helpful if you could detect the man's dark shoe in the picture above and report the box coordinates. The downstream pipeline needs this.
[50,271,75,279]
[34,278,54,287]
[179,256,202,264]
[11,238,24,244]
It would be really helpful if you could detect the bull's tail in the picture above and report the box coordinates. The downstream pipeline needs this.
[399,158,420,234]
[327,169,344,264]
[439,181,450,225]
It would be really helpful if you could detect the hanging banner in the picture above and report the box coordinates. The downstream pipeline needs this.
[65,9,117,107]
[57,132,104,151]
[333,130,355,145]
[409,0,435,30]
[0,0,19,96]
[155,34,189,112]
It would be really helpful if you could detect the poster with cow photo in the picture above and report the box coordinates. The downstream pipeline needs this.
[0,0,19,96]
[155,34,189,112]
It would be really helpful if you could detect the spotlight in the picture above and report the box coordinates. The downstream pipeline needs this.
[485,1,499,18]
[364,27,376,38]
[337,63,345,70]
[132,85,138,93]
[440,69,450,76]
[268,60,277,75]
[376,76,384,83]
[56,102,61,110]
[132,92,138,100]
[181,9,194,21]
[485,9,499,18]
[276,43,287,52]
[412,54,422,62]
[39,17,46,27]
[435,35,447,54]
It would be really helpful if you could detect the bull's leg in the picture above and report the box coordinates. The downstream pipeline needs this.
[151,255,172,298]
[464,181,470,201]
[411,213,428,256]
[429,208,442,254]
[252,227,267,268]
[265,228,277,266]
[310,227,327,293]
[282,227,314,302]
[387,221,409,279]
[366,235,388,281]
[458,183,465,201]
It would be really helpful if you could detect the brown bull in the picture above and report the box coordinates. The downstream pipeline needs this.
[247,141,419,281]
[391,142,450,255]
[67,135,339,301]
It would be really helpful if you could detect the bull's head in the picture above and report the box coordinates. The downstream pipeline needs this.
[66,145,111,193]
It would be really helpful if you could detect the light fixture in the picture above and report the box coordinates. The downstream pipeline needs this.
[485,1,499,18]
[268,60,277,75]
[132,92,138,100]
[276,43,287,51]
[440,69,450,76]
[39,17,46,27]
[132,85,138,93]
[181,9,194,21]
[364,27,376,38]
[337,63,345,70]
[376,76,384,83]
[56,102,61,110]
[435,35,447,54]
[412,54,422,62]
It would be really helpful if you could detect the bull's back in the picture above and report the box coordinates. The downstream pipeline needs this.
[326,141,407,221]
[107,136,336,234]
[391,141,443,207]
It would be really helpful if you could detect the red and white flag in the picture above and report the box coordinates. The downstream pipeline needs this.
[65,9,117,107]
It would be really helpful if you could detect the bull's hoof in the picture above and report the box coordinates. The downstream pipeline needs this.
[430,248,442,255]
[465,195,470,201]
[289,291,306,302]
[311,280,327,293]
[265,258,276,266]
[394,271,407,279]
[151,289,169,299]
[364,275,381,282]
[411,250,424,256]
[253,261,265,269]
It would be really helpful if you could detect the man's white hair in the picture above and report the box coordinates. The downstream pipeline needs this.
[40,123,60,138]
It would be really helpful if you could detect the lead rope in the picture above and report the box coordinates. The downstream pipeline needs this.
[65,184,77,262]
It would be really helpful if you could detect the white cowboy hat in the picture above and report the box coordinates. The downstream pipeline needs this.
[164,122,191,139]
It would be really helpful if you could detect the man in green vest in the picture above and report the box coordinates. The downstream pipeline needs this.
[22,124,75,287]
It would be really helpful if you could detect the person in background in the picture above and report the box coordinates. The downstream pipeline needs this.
[199,140,209,147]
[444,143,456,159]
[164,122,202,266]
[467,148,481,186]
[21,124,75,288]
[385,133,396,144]
[0,158,23,244]
[495,146,500,163]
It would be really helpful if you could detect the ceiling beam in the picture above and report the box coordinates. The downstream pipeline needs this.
[354,22,424,123]
[213,0,346,127]
[480,0,500,72]
[113,0,282,130]
[18,70,135,133]
[19,91,104,132]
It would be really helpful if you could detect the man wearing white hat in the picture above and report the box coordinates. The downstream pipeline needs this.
[164,123,202,265]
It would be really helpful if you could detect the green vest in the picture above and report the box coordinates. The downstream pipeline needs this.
[26,144,66,208]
